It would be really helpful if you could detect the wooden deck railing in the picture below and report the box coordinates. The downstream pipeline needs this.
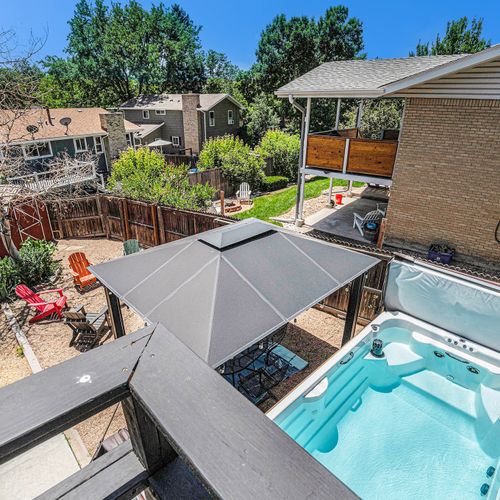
[0,323,357,499]
[306,134,398,178]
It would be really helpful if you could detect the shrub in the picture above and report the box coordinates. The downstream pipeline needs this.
[198,135,242,170]
[255,130,300,180]
[261,176,289,192]
[17,238,58,287]
[198,136,265,189]
[108,148,215,210]
[0,256,20,301]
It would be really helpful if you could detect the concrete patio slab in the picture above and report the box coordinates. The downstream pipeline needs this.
[0,434,80,499]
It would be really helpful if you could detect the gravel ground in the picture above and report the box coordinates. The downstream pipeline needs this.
[1,238,143,455]
[0,313,31,387]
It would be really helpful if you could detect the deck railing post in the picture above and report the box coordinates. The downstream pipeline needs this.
[122,396,177,477]
[342,273,366,346]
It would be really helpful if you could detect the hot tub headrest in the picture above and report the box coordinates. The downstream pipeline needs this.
[385,260,500,352]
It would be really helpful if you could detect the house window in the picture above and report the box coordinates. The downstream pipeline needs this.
[126,133,134,148]
[142,110,150,119]
[171,136,180,147]
[74,137,88,153]
[209,110,215,127]
[23,141,52,160]
[155,110,166,115]
[228,109,234,125]
[94,136,104,154]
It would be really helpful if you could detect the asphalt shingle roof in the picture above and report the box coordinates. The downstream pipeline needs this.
[120,93,242,111]
[276,54,469,97]
[0,108,140,143]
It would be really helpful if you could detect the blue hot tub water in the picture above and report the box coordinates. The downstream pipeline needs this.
[274,326,500,499]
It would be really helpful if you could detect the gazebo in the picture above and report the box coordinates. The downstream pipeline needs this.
[90,219,379,367]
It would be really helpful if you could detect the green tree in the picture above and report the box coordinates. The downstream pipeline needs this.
[411,17,490,56]
[245,94,280,146]
[255,130,300,180]
[317,6,365,63]
[205,50,240,80]
[108,148,214,209]
[198,135,265,189]
[251,6,364,131]
[62,0,205,105]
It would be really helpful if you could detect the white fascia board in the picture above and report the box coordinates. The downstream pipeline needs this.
[275,89,384,99]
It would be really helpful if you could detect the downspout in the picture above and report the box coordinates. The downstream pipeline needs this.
[198,110,208,144]
[288,95,307,224]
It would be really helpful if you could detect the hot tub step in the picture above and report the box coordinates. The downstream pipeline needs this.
[403,370,476,419]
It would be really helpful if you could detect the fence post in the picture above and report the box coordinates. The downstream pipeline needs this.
[151,204,160,246]
[377,218,386,249]
[56,201,64,239]
[120,198,130,241]
[156,206,166,244]
[99,195,110,239]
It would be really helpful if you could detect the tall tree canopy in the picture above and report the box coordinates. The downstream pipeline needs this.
[254,6,364,95]
[411,17,491,56]
[45,0,206,106]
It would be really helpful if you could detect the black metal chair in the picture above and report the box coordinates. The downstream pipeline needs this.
[237,355,291,403]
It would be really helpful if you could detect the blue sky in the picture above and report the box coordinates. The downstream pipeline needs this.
[2,0,499,68]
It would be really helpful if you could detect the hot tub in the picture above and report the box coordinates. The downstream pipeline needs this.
[267,311,500,499]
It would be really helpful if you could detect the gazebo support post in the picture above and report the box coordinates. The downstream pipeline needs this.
[342,273,366,346]
[295,97,311,226]
[105,288,126,338]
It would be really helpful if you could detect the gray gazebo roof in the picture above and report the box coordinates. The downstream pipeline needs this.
[90,219,379,367]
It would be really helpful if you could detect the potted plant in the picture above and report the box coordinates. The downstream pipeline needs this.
[427,243,455,265]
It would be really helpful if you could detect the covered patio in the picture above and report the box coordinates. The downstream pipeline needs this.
[275,53,482,234]
[308,187,389,244]
[90,219,378,402]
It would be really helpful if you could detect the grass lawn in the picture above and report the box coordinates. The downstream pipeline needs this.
[234,177,362,224]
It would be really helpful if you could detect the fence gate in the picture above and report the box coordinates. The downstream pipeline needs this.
[8,200,54,249]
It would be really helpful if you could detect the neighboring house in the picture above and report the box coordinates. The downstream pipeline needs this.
[120,93,243,154]
[276,44,500,272]
[0,108,140,174]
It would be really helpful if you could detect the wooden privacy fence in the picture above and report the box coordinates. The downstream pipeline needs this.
[47,195,235,248]
[317,254,389,324]
[188,167,231,195]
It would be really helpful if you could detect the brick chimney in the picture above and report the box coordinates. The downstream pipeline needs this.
[99,111,128,164]
[182,94,201,155]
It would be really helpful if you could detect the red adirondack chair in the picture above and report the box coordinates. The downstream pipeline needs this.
[15,284,68,323]
[68,252,97,290]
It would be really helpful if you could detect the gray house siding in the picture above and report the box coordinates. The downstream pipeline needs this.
[122,97,241,154]
[205,100,240,140]
[122,109,185,153]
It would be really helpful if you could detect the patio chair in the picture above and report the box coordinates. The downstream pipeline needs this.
[68,252,97,291]
[353,205,386,236]
[237,355,290,403]
[63,304,111,348]
[15,284,68,323]
[236,182,252,204]
[123,239,140,256]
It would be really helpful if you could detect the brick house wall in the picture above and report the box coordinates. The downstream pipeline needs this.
[385,98,500,272]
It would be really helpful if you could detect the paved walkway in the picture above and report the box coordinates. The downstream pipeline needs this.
[0,435,80,499]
